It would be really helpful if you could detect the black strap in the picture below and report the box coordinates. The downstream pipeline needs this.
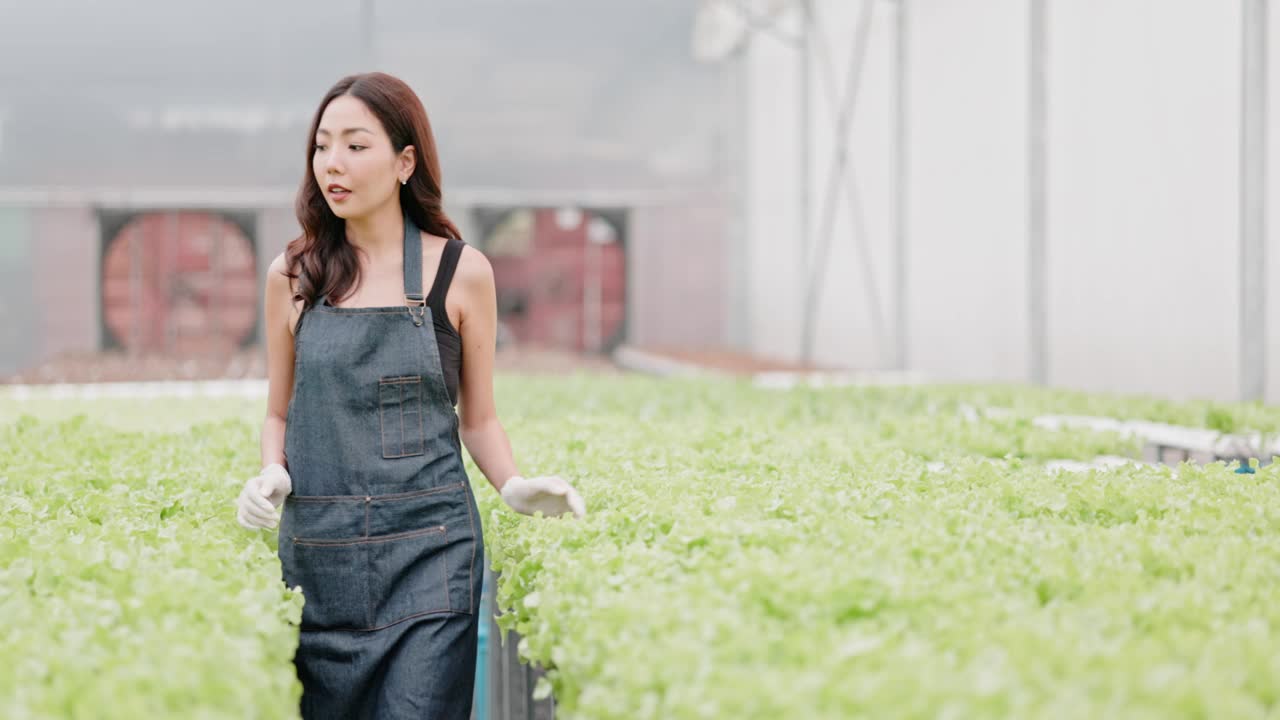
[426,238,464,317]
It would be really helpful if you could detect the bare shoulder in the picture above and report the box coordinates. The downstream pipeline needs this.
[454,243,494,291]
[265,251,304,334]
[453,244,495,327]
[266,252,293,291]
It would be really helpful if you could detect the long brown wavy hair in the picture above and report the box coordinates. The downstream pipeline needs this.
[285,72,462,310]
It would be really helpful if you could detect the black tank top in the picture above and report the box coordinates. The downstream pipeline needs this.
[427,237,465,406]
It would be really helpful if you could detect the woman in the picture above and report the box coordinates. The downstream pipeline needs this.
[233,72,586,719]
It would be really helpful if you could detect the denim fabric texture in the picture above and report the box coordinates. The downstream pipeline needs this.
[278,210,484,719]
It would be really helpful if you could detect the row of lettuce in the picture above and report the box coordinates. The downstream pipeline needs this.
[2,377,1278,717]
[481,378,1280,719]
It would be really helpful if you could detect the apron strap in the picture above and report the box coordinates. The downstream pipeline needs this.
[402,208,427,326]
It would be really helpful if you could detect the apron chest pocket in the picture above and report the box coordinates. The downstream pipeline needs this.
[379,375,425,458]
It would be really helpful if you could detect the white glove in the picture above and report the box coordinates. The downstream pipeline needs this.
[500,475,586,519]
[235,463,293,530]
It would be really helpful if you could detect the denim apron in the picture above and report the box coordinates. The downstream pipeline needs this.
[278,210,484,719]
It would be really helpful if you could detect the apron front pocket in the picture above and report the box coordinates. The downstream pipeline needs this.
[285,540,373,630]
[369,525,452,626]
[378,375,426,459]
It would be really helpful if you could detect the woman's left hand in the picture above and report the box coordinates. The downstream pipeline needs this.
[499,475,586,519]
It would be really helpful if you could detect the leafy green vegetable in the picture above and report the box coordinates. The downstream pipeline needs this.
[0,414,302,718]
[479,376,1280,719]
[6,375,1280,718]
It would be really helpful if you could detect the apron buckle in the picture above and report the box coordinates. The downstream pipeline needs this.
[405,293,427,326]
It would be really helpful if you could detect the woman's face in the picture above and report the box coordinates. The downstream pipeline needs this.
[312,94,413,220]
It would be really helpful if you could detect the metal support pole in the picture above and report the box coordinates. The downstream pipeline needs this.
[892,0,909,370]
[725,52,752,351]
[212,215,224,353]
[800,0,813,272]
[800,0,878,366]
[361,0,376,70]
[1241,0,1268,402]
[164,211,177,352]
[1028,0,1049,386]
[128,225,141,353]
[584,227,602,353]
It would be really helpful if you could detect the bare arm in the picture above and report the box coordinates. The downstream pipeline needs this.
[261,252,297,470]
[455,245,520,493]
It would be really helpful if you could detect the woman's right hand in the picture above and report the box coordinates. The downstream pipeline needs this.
[235,463,293,530]
[499,475,586,519]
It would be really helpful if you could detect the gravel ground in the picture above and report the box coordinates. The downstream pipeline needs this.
[0,344,622,385]
[0,344,835,386]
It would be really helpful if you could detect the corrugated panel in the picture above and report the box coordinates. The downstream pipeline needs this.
[34,207,100,359]
[0,208,35,374]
